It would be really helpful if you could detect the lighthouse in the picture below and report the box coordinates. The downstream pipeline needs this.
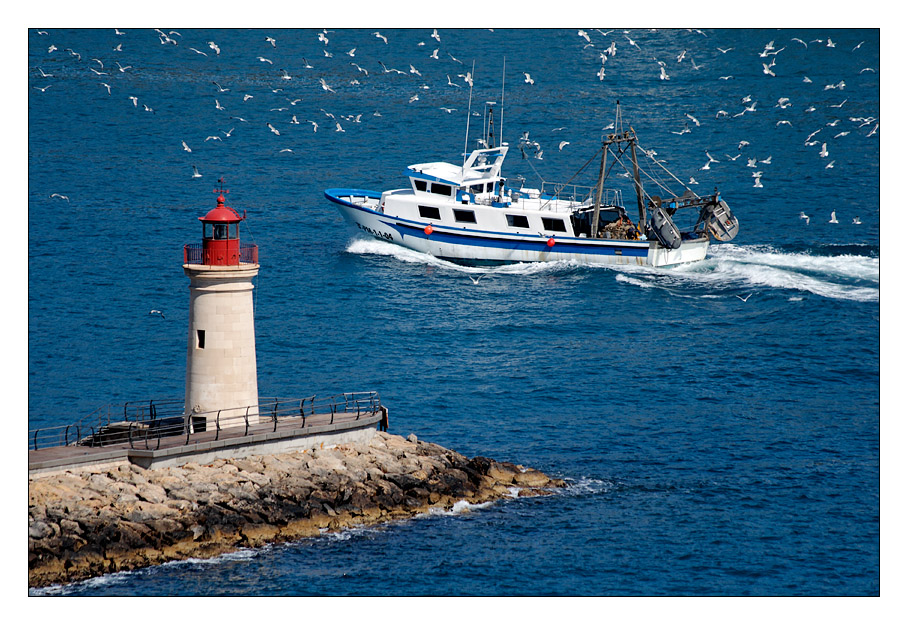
[183,179,259,431]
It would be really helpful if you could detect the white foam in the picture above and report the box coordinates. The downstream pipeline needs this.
[620,244,879,302]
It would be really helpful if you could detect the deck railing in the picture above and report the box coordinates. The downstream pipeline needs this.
[28,392,382,451]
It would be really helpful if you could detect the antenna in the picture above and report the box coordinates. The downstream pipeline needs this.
[462,60,475,174]
[500,57,505,147]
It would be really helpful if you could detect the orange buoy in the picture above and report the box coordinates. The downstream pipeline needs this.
[424,224,433,235]
[547,237,555,247]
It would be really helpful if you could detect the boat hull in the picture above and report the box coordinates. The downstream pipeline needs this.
[325,188,708,268]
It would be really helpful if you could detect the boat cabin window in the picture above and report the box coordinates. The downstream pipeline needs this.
[418,205,441,220]
[506,214,530,228]
[413,180,427,192]
[453,209,477,224]
[430,182,452,196]
[542,217,567,232]
[469,183,485,194]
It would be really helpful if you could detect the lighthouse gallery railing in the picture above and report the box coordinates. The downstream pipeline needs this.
[183,243,258,265]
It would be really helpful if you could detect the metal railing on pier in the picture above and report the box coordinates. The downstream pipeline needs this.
[28,392,382,452]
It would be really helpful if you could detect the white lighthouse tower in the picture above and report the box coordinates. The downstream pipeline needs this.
[183,179,260,431]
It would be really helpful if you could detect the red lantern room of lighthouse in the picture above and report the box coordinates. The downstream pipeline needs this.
[184,179,257,266]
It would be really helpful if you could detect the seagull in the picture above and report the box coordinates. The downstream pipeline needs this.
[265,36,276,47]
[319,77,335,92]
[280,69,292,80]
[746,157,757,168]
[100,82,111,94]
[307,120,318,132]
[431,28,441,42]
[301,57,314,69]
[430,49,439,60]
[825,160,836,169]
[191,165,202,179]
[736,294,752,302]
[853,216,862,224]
[373,31,388,44]
[677,49,687,63]
[128,95,138,107]
[596,66,606,81]
[213,81,229,92]
[469,274,484,285]
[559,141,570,151]
[523,72,534,84]
[829,211,838,223]
[149,310,165,319]
[208,41,220,55]
[753,174,763,188]
[215,99,225,111]
[827,38,836,48]
[819,143,828,158]
[33,85,51,92]
[776,120,792,127]
[48,44,57,53]
[440,107,456,114]
[347,48,357,57]
[267,122,280,135]
[257,56,273,64]
[762,61,776,77]
[409,64,422,76]
[686,113,700,127]
[760,155,772,164]
[115,62,131,72]
[189,47,208,56]
[49,193,69,201]
[691,58,703,70]
[335,122,345,132]
[799,211,808,220]
[318,31,329,44]
[717,47,734,54]
[659,66,669,80]
[446,75,461,88]
[37,67,53,78]
[222,128,235,137]
[205,135,222,141]
[792,37,808,47]
[578,29,590,43]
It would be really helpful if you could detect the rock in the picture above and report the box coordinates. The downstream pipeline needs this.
[28,434,563,588]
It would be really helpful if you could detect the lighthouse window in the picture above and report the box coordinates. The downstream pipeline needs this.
[418,205,441,220]
[203,223,213,239]
[196,329,206,349]
[213,224,229,240]
[542,217,567,232]
[506,214,530,228]
[453,209,476,224]
[229,223,238,239]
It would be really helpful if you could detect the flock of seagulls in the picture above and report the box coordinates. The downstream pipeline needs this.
[32,27,877,231]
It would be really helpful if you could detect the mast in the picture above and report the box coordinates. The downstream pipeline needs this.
[590,142,608,238]
[462,60,475,176]
[499,57,505,148]
[628,127,647,231]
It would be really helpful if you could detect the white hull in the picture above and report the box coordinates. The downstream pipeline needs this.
[327,190,709,268]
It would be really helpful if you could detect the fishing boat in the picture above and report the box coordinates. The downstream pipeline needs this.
[325,102,738,267]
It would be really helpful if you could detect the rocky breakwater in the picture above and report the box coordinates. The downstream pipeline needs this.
[29,431,565,588]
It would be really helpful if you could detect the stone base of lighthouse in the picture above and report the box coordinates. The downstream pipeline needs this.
[184,263,260,431]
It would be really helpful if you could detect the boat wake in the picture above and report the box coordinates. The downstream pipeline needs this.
[661,244,880,302]
[347,238,879,302]
[345,237,584,276]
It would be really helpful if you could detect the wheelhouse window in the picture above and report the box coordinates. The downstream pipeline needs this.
[469,183,485,194]
[506,214,530,228]
[431,182,452,196]
[414,179,427,192]
[453,209,477,224]
[542,217,567,232]
[418,205,441,220]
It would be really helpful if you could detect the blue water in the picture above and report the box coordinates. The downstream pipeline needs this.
[28,28,879,596]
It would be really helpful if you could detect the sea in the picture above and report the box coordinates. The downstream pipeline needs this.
[27,27,882,602]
